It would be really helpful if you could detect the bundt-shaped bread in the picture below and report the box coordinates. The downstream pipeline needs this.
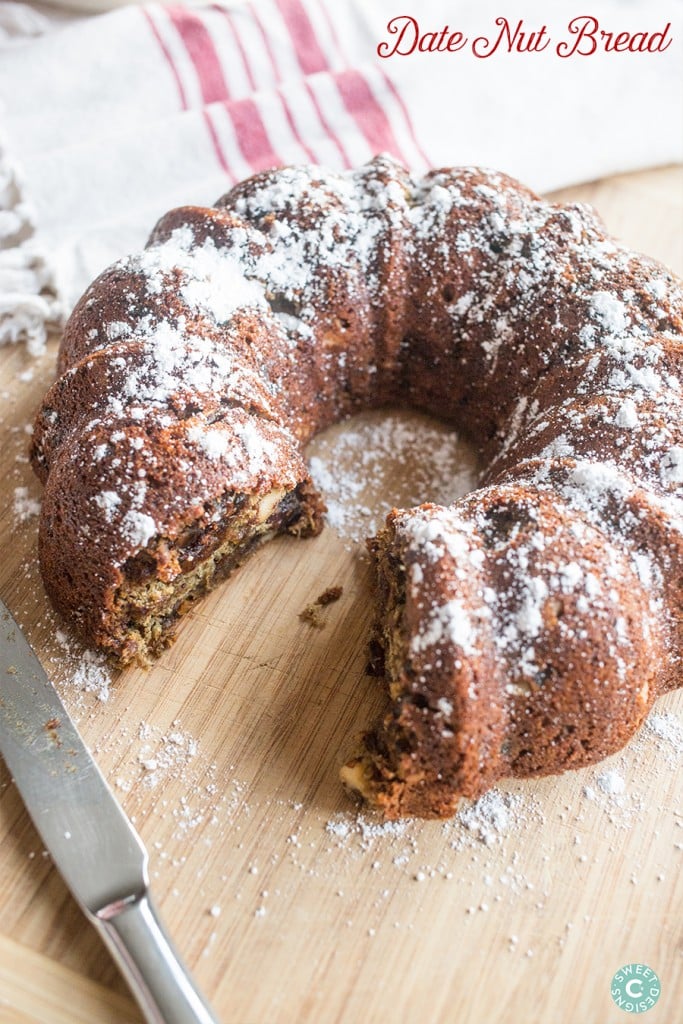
[31,156,683,818]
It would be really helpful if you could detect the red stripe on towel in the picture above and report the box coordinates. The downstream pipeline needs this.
[335,69,404,161]
[203,108,233,177]
[249,2,284,85]
[274,2,394,168]
[268,0,351,166]
[273,86,322,166]
[142,9,188,110]
[275,0,328,75]
[213,6,258,92]
[249,4,321,164]
[316,0,344,62]
[315,2,426,169]
[377,67,432,169]
[216,3,318,166]
[168,7,230,104]
[304,79,352,168]
[169,6,283,175]
[225,97,282,172]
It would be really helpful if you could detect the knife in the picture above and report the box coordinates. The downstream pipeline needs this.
[0,598,220,1024]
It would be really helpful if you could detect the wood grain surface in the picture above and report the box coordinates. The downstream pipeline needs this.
[0,166,681,1024]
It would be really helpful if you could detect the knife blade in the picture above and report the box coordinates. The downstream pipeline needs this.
[0,598,219,1024]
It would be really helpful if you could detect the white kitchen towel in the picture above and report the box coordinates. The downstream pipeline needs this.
[0,0,681,353]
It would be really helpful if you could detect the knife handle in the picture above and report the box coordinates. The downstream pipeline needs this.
[93,892,220,1024]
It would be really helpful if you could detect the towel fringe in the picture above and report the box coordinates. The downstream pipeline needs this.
[0,130,64,356]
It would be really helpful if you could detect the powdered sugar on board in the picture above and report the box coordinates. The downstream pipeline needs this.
[6,429,681,948]
[5,558,683,962]
[51,626,112,703]
[306,409,479,546]
[646,710,683,750]
[12,484,40,522]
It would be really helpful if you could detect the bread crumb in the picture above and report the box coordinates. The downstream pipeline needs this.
[299,585,343,628]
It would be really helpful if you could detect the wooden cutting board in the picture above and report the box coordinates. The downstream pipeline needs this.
[0,166,681,1024]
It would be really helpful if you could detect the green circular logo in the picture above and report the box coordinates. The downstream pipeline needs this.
[611,964,661,1014]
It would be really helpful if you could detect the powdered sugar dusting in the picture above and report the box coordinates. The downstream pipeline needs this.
[186,423,230,460]
[13,484,40,522]
[590,290,629,334]
[120,509,156,548]
[646,711,683,755]
[307,410,479,546]
[410,598,476,656]
[596,769,626,796]
[53,628,112,703]
[132,721,200,791]
[449,790,531,849]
